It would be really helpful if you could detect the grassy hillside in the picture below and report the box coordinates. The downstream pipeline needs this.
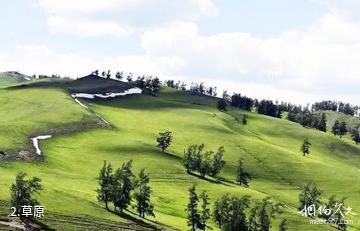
[0,86,359,230]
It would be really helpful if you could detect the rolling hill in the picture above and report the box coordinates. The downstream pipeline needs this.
[0,77,359,230]
[0,71,32,88]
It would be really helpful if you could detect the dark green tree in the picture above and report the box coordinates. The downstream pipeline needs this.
[217,99,228,111]
[242,114,248,126]
[236,159,252,186]
[213,194,251,231]
[156,131,173,152]
[112,160,134,212]
[134,169,155,218]
[249,197,282,231]
[10,172,42,220]
[199,151,213,178]
[210,146,225,177]
[332,120,340,136]
[339,121,347,138]
[318,113,327,132]
[351,129,360,144]
[300,138,311,156]
[186,185,201,231]
[199,191,211,231]
[278,218,287,231]
[184,144,205,173]
[298,182,322,216]
[97,161,113,210]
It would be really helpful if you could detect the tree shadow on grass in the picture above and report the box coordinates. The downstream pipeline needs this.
[107,209,162,230]
[187,171,234,187]
[100,143,182,162]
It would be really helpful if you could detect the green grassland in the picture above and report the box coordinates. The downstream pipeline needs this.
[0,85,359,230]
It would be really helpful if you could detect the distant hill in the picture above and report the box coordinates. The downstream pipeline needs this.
[0,71,32,88]
[10,74,131,94]
[68,74,130,93]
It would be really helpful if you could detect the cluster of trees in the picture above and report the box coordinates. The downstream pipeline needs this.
[133,75,161,94]
[287,107,327,132]
[332,120,347,138]
[165,80,187,91]
[186,185,211,231]
[97,160,155,218]
[189,82,218,97]
[331,120,360,145]
[230,94,253,111]
[256,100,282,118]
[91,70,161,94]
[299,182,348,230]
[183,144,225,178]
[213,194,284,231]
[312,100,359,116]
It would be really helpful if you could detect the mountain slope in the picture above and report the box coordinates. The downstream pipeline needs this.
[0,85,359,230]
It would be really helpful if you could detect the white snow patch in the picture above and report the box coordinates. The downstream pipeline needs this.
[95,113,110,125]
[74,98,88,108]
[32,135,52,155]
[23,76,30,81]
[71,88,142,99]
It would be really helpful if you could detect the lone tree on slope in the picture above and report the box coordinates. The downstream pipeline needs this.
[156,131,173,152]
[217,99,227,111]
[339,121,347,138]
[236,159,252,186]
[10,172,42,221]
[300,138,311,156]
[351,129,360,144]
[332,120,340,136]
[242,114,248,126]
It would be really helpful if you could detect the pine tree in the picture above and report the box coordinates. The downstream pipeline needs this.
[186,185,200,231]
[210,146,225,177]
[97,161,113,210]
[199,191,210,231]
[318,113,327,132]
[332,120,340,136]
[242,114,247,126]
[351,129,360,144]
[236,159,252,186]
[156,131,173,152]
[300,138,311,156]
[134,169,155,218]
[112,160,134,212]
[339,121,347,138]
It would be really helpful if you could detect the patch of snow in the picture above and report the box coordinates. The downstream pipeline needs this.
[95,113,110,125]
[32,135,52,155]
[23,76,30,81]
[74,98,88,108]
[71,87,142,99]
